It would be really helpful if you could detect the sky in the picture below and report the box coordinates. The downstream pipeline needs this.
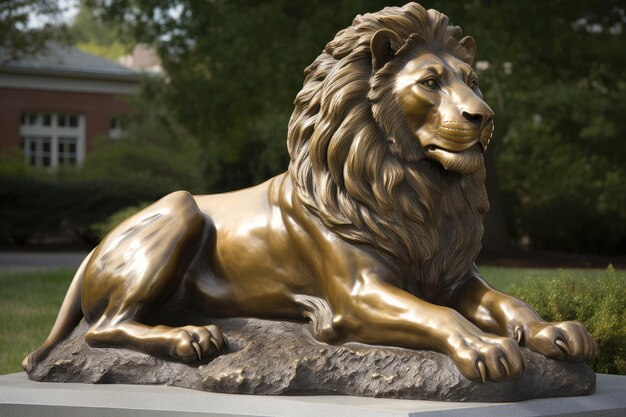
[26,0,78,28]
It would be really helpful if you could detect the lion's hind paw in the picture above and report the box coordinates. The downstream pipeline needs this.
[168,324,226,362]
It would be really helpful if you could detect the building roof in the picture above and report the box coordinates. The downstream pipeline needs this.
[0,44,140,83]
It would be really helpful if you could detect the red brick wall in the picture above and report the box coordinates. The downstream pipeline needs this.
[0,87,134,153]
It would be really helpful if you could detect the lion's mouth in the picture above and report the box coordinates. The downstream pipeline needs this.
[432,120,494,152]
[416,121,493,173]
[423,144,484,174]
[438,125,480,147]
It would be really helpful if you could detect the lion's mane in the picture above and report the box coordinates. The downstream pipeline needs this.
[287,3,489,302]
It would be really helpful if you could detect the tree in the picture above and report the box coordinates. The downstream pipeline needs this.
[86,0,625,254]
[78,76,207,194]
[0,0,71,62]
[87,0,405,191]
[71,1,130,60]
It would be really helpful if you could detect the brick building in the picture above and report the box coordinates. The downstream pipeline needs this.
[0,45,140,168]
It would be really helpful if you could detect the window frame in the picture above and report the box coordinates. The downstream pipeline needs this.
[20,112,85,168]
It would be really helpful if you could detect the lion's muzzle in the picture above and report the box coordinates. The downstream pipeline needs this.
[460,107,494,152]
[435,117,494,153]
[439,121,479,146]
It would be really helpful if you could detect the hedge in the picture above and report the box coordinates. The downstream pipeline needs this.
[0,175,177,245]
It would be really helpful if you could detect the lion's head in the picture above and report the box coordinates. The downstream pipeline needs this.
[287,3,490,301]
[370,27,494,174]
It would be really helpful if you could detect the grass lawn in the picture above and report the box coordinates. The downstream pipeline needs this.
[0,268,74,376]
[0,265,618,375]
[477,266,611,292]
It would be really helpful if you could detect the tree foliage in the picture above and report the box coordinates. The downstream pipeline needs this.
[79,76,207,194]
[0,0,71,62]
[87,0,406,190]
[86,0,625,253]
[71,1,130,60]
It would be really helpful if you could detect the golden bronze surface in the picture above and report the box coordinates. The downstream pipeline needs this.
[24,3,595,384]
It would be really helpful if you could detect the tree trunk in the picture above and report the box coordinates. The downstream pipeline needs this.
[483,148,513,251]
[481,64,514,253]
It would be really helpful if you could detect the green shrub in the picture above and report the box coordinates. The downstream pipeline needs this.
[0,149,41,178]
[510,266,626,374]
[77,76,208,194]
[0,175,174,245]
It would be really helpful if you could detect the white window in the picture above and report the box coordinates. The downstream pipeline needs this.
[58,137,78,165]
[58,114,79,128]
[21,112,54,127]
[22,137,52,167]
[109,116,124,140]
[20,112,85,168]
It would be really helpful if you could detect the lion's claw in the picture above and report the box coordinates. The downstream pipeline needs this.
[210,337,219,352]
[477,360,487,384]
[170,324,225,362]
[499,356,511,377]
[192,341,202,360]
[555,338,570,357]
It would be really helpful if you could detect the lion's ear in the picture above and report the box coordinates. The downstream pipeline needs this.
[458,36,477,65]
[371,29,402,71]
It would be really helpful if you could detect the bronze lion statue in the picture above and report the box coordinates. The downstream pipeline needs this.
[25,3,595,383]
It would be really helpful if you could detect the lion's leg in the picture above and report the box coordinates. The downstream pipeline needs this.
[81,191,226,361]
[321,275,525,383]
[86,321,224,362]
[449,264,596,362]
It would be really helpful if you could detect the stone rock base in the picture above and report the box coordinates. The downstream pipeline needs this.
[25,312,595,402]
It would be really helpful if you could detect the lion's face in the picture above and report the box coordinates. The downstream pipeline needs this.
[394,52,494,174]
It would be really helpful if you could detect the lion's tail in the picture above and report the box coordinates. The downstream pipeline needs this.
[22,250,93,372]
[293,294,339,342]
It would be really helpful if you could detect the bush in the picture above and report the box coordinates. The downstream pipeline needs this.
[76,75,208,194]
[510,266,625,374]
[0,175,175,245]
[80,125,206,195]
[0,149,41,178]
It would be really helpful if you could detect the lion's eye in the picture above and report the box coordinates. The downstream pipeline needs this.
[420,78,441,90]
[469,79,479,90]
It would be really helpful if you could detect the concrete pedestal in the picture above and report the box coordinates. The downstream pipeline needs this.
[1,372,625,417]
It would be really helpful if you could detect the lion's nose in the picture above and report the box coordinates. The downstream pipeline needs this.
[461,111,494,131]
[461,111,483,126]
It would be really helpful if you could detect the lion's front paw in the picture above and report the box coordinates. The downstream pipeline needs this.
[520,321,596,362]
[446,331,525,383]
